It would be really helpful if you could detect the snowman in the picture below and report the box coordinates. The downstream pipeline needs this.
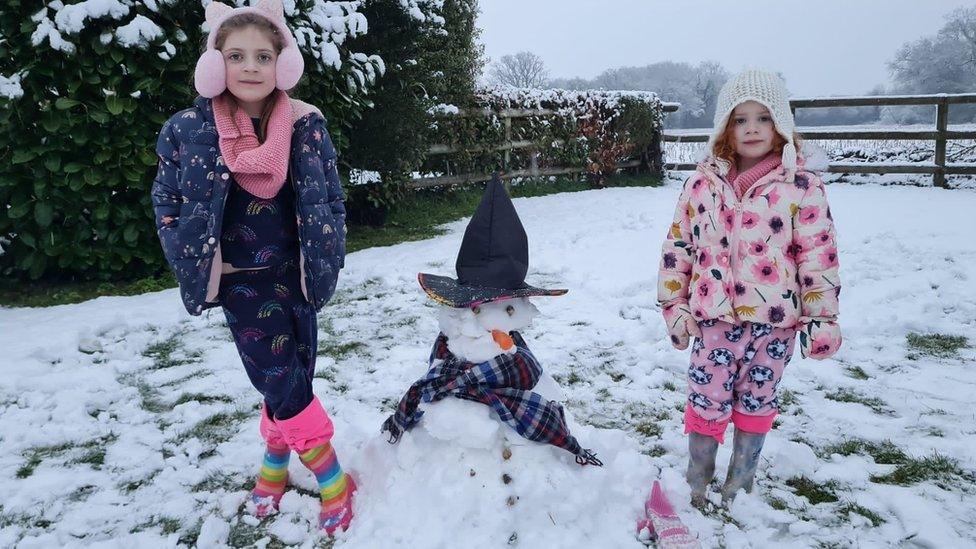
[381,175,602,467]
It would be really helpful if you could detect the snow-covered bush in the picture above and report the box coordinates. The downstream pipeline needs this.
[425,85,666,185]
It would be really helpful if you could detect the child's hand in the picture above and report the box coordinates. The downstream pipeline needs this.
[491,329,515,351]
[161,215,177,226]
[799,320,842,360]
[661,302,701,350]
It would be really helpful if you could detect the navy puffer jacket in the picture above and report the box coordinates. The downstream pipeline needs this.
[151,96,346,315]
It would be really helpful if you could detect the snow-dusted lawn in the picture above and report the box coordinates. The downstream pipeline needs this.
[1,181,974,548]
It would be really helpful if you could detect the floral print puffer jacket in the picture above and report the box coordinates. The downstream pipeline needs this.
[657,157,841,354]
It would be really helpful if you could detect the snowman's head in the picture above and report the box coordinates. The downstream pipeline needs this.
[437,298,539,362]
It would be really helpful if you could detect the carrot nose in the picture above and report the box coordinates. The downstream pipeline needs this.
[491,330,514,351]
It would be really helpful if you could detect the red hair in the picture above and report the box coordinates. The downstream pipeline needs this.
[712,114,803,166]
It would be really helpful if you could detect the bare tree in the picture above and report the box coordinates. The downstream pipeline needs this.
[943,7,976,71]
[694,61,729,123]
[488,51,550,88]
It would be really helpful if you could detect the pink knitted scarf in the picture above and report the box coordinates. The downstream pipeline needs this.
[726,151,782,199]
[212,91,292,199]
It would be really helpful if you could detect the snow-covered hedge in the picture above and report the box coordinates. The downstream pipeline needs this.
[0,0,391,281]
[425,85,666,184]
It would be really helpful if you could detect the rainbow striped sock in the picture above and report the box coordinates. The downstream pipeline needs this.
[298,442,355,534]
[249,441,290,517]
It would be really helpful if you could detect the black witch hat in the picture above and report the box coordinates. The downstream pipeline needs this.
[418,174,567,308]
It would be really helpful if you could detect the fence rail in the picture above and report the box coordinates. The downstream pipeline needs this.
[662,93,976,188]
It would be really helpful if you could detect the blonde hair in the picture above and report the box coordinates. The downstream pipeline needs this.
[210,13,288,141]
[712,114,803,168]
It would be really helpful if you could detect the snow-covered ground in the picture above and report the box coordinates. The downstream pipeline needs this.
[1,180,975,548]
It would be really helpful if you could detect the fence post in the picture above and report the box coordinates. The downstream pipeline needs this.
[934,98,949,189]
[503,116,512,172]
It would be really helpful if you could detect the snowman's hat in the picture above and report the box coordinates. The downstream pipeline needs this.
[418,174,567,308]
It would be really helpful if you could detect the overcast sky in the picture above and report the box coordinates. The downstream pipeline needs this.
[476,0,975,97]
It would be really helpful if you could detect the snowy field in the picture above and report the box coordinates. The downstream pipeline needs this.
[1,180,975,548]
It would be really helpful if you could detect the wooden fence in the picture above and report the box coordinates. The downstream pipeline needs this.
[410,103,681,189]
[662,93,976,188]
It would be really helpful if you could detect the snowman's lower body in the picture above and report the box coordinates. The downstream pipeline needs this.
[219,262,355,533]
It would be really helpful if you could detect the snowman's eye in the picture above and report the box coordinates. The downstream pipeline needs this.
[506,305,515,316]
[471,306,480,314]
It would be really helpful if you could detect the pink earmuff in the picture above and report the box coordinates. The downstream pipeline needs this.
[193,4,304,98]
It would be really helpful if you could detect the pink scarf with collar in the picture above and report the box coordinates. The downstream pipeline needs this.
[726,151,782,199]
[212,91,292,199]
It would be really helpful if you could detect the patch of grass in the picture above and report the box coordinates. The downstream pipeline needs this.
[785,476,839,505]
[68,485,97,503]
[642,445,667,458]
[192,471,251,493]
[177,518,203,546]
[634,421,662,438]
[767,496,789,511]
[175,409,251,446]
[838,501,885,527]
[821,438,908,464]
[0,273,176,308]
[131,379,169,414]
[608,371,627,382]
[314,367,337,381]
[142,334,201,370]
[159,371,211,388]
[317,340,367,359]
[906,332,968,360]
[870,452,974,488]
[227,521,293,549]
[778,389,798,413]
[16,441,76,479]
[824,388,894,415]
[172,393,233,406]
[844,365,870,380]
[566,372,583,385]
[17,434,116,478]
[662,381,677,392]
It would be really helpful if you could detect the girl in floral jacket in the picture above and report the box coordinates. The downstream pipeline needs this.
[657,69,842,507]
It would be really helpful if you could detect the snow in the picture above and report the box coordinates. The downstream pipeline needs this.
[54,0,129,35]
[1,182,976,547]
[115,14,163,48]
[0,72,24,100]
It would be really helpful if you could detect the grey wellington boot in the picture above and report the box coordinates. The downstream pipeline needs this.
[686,432,719,507]
[721,428,767,505]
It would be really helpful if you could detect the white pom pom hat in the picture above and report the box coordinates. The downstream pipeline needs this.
[194,0,304,98]
[706,68,797,182]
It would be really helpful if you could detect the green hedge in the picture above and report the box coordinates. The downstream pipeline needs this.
[342,0,482,223]
[0,0,381,281]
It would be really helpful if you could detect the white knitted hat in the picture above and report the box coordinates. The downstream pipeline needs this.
[706,68,797,181]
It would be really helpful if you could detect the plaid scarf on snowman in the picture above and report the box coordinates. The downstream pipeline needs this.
[381,331,602,466]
